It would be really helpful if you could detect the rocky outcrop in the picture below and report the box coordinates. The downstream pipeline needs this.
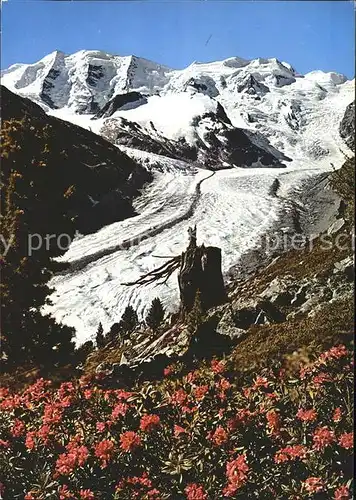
[101,117,199,162]
[40,67,61,109]
[210,252,354,342]
[100,102,291,170]
[184,76,219,97]
[101,117,198,162]
[94,91,148,119]
[189,102,291,168]
[214,125,290,168]
[237,75,270,96]
[87,63,105,87]
[284,101,304,131]
[273,74,296,87]
[340,101,355,151]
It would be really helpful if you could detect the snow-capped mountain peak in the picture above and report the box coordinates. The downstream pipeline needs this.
[1,50,173,113]
[1,49,353,168]
[2,50,348,115]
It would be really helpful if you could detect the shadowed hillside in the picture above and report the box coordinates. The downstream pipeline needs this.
[1,86,152,234]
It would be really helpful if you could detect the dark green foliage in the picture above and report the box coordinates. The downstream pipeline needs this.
[105,308,138,345]
[119,305,138,338]
[95,323,106,349]
[145,297,165,330]
[0,126,77,367]
[107,322,121,343]
[2,309,75,369]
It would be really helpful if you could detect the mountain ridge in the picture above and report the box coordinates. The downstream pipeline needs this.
[2,49,349,111]
[2,50,352,169]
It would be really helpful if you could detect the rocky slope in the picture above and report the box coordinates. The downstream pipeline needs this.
[340,100,355,152]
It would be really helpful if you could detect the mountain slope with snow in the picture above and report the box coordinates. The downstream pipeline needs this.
[2,50,353,169]
[2,50,354,342]
[2,50,171,113]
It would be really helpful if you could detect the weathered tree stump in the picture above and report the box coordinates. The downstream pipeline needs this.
[178,226,228,315]
[123,226,228,315]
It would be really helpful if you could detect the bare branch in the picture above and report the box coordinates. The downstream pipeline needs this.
[122,255,181,287]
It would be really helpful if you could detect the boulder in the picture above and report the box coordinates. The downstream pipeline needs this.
[290,285,308,308]
[333,256,354,277]
[215,307,246,340]
[259,276,296,304]
[327,218,345,235]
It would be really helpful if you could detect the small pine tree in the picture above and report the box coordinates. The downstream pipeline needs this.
[95,322,106,349]
[119,305,138,338]
[187,289,205,333]
[107,322,121,343]
[146,297,165,330]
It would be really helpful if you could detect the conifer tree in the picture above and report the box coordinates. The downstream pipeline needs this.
[95,322,106,349]
[146,297,165,330]
[75,340,94,364]
[119,305,138,337]
[1,118,77,368]
[107,322,121,343]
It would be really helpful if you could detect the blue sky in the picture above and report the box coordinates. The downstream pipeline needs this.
[1,1,355,78]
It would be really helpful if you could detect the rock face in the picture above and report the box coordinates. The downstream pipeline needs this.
[100,117,198,162]
[237,75,270,96]
[100,102,291,169]
[94,91,148,119]
[184,76,219,97]
[1,86,152,234]
[340,101,355,151]
[189,106,291,168]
